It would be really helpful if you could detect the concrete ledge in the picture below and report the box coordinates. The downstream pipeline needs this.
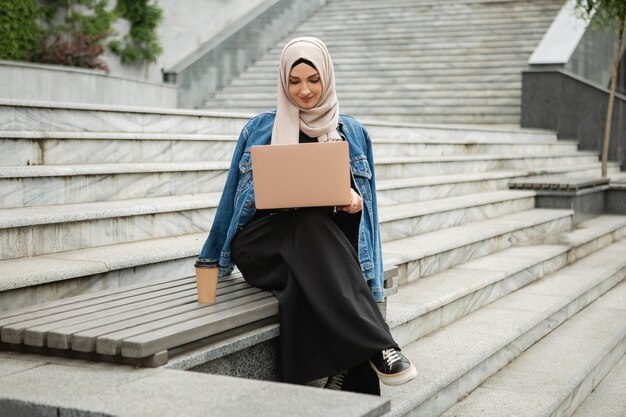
[0,61,177,109]
[0,352,389,417]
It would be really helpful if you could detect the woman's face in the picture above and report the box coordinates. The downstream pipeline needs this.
[288,63,323,109]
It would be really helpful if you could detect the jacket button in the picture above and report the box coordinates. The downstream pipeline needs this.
[246,201,252,208]
[243,161,248,167]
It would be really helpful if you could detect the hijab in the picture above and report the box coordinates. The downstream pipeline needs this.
[271,37,342,145]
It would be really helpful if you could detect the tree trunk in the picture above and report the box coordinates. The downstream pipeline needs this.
[602,3,626,177]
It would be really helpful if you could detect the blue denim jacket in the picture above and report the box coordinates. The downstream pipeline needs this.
[199,111,385,302]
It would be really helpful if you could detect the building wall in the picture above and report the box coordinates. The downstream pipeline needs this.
[102,0,267,84]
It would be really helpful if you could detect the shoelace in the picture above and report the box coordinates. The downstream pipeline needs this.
[382,348,402,367]
[325,370,348,390]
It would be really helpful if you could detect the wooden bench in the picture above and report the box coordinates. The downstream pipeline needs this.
[0,267,398,368]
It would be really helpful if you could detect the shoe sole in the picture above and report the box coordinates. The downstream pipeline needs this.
[369,362,418,386]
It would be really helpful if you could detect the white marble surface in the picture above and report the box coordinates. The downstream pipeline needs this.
[383,239,626,417]
[0,165,228,208]
[0,100,250,134]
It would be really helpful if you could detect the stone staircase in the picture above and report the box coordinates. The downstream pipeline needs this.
[1,99,626,417]
[199,0,564,124]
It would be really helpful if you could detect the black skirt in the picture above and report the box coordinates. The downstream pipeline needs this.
[230,207,397,386]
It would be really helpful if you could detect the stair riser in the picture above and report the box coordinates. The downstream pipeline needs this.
[219,82,522,93]
[366,125,555,142]
[400,268,626,417]
[1,208,216,259]
[236,67,527,81]
[380,197,535,243]
[377,178,511,206]
[373,143,578,158]
[395,215,573,284]
[393,224,626,348]
[0,105,248,134]
[214,90,522,100]
[0,256,197,312]
[230,74,521,87]
[3,139,576,167]
[0,170,227,208]
[252,56,533,68]
[375,156,599,180]
[0,139,238,166]
[209,98,521,109]
[391,252,569,347]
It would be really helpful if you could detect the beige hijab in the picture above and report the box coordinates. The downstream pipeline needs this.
[271,37,342,145]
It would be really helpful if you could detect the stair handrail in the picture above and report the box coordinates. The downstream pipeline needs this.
[162,0,326,109]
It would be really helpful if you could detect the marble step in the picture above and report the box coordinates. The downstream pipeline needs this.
[378,190,536,243]
[0,131,237,166]
[440,279,626,417]
[376,164,622,206]
[382,237,626,417]
[198,110,522,125]
[217,81,522,94]
[0,189,532,259]
[373,153,599,180]
[0,162,229,209]
[0,193,220,260]
[1,131,575,167]
[387,215,626,347]
[206,97,522,109]
[213,89,522,101]
[0,208,572,312]
[384,208,573,284]
[0,99,250,134]
[570,350,626,417]
[251,54,536,68]
[316,0,559,12]
[229,73,521,87]
[296,20,555,35]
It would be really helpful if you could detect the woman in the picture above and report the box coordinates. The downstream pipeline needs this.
[199,37,416,394]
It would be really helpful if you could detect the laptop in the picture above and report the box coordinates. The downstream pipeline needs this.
[250,141,352,209]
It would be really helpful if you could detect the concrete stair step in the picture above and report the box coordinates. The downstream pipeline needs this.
[0,193,220,259]
[382,237,626,417]
[440,277,626,417]
[371,138,578,158]
[217,81,522,94]
[206,97,522,109]
[374,153,600,180]
[0,162,229,208]
[387,215,626,347]
[0,131,237,166]
[376,164,621,206]
[378,190,536,243]
[0,99,249,134]
[0,189,533,259]
[0,208,572,312]
[213,89,522,101]
[251,53,537,67]
[383,208,573,284]
[229,73,521,87]
[570,349,626,417]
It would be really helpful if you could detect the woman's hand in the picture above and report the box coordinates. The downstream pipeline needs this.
[338,188,363,214]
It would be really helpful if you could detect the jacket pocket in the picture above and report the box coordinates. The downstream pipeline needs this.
[350,156,372,180]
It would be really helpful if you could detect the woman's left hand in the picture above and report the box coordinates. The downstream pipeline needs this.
[338,188,363,214]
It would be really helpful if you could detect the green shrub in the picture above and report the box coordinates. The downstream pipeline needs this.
[0,0,43,60]
[110,0,163,65]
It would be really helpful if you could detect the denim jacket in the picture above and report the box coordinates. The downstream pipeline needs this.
[198,111,385,302]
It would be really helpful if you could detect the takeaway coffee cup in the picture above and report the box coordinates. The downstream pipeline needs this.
[194,258,219,304]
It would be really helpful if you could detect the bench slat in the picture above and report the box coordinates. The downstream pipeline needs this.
[2,277,246,345]
[38,282,255,349]
[66,287,262,352]
[96,291,274,356]
[121,297,279,358]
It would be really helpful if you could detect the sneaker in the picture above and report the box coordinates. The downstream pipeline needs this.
[369,348,417,386]
[324,369,349,390]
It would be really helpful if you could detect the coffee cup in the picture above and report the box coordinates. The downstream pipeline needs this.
[194,258,219,304]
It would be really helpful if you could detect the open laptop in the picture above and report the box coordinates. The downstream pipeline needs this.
[250,141,352,209]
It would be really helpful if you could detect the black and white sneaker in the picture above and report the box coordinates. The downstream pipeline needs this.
[369,348,417,386]
[324,369,349,390]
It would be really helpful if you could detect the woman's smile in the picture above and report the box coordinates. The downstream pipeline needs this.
[288,63,323,109]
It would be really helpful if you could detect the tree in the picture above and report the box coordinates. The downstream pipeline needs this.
[573,0,626,177]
